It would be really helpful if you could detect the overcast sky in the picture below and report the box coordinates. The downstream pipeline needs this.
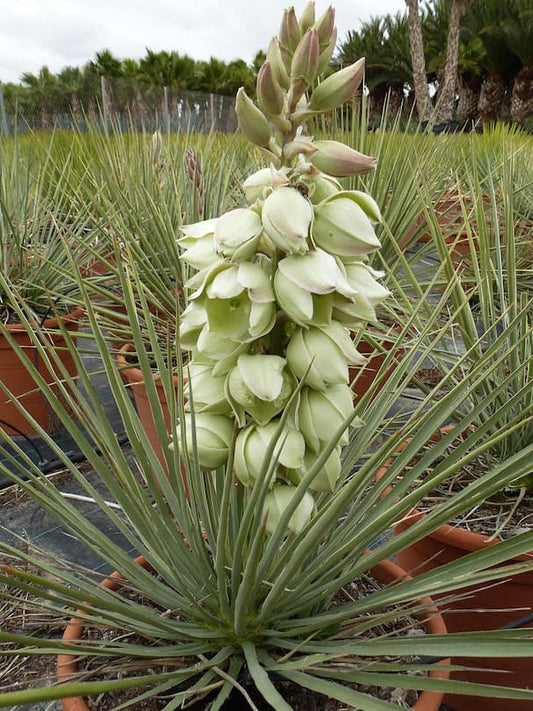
[0,0,406,84]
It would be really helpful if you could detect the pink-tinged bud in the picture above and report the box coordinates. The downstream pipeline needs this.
[317,27,337,75]
[309,58,365,112]
[310,140,377,177]
[257,62,285,117]
[235,87,272,148]
[313,5,335,48]
[291,28,320,86]
[299,1,315,33]
[279,6,301,53]
[266,38,290,90]
[287,76,310,112]
[282,137,317,161]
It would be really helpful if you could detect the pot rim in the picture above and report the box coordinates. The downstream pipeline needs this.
[377,428,533,560]
[3,306,84,333]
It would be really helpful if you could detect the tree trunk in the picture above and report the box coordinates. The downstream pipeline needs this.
[434,0,467,124]
[405,0,432,122]
[510,65,533,124]
[478,73,506,122]
[456,76,481,122]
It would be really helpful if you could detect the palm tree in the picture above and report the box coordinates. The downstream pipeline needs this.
[431,0,469,124]
[465,0,519,121]
[21,66,57,129]
[501,0,533,123]
[57,66,84,123]
[405,0,432,121]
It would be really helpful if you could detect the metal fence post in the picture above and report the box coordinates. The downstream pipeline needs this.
[100,75,110,133]
[163,86,170,135]
[0,82,9,136]
[210,93,215,132]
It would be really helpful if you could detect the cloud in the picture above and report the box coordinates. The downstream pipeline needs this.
[0,0,405,83]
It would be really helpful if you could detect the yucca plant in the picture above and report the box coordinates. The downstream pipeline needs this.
[0,134,94,321]
[425,148,533,472]
[1,5,533,711]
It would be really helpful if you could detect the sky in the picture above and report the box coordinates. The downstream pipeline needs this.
[0,0,405,84]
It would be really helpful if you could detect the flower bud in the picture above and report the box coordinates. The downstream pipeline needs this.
[317,28,337,75]
[313,5,335,49]
[309,58,365,113]
[279,6,301,53]
[263,485,315,535]
[298,384,356,451]
[289,446,342,492]
[235,88,272,148]
[267,38,291,89]
[312,191,382,257]
[234,421,305,486]
[174,413,233,470]
[261,186,313,255]
[257,62,285,117]
[299,1,315,33]
[310,140,377,177]
[286,322,365,390]
[214,207,262,261]
[282,137,317,162]
[227,354,294,425]
[291,28,320,86]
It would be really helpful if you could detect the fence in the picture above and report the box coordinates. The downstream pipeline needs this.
[0,76,238,135]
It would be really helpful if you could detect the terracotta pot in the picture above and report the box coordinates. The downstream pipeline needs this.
[116,344,187,493]
[378,433,533,711]
[0,307,83,435]
[349,326,406,402]
[57,555,448,711]
[57,555,151,711]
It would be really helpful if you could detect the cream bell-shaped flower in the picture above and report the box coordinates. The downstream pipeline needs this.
[313,191,382,258]
[186,260,276,344]
[332,261,391,325]
[172,413,233,470]
[300,172,342,204]
[286,321,366,390]
[178,218,219,270]
[289,446,342,492]
[214,207,262,262]
[226,354,295,426]
[298,383,360,451]
[261,186,313,255]
[263,485,315,535]
[185,361,232,414]
[274,248,356,326]
[242,167,290,205]
[234,421,305,486]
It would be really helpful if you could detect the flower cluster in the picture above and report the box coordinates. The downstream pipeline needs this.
[176,2,390,534]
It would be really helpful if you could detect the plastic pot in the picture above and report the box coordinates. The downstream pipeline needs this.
[0,307,83,435]
[378,432,533,711]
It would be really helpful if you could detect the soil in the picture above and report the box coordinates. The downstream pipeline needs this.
[404,444,533,539]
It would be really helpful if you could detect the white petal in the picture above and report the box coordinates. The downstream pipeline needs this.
[180,218,219,240]
[238,261,275,303]
[206,267,243,299]
[237,354,286,401]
